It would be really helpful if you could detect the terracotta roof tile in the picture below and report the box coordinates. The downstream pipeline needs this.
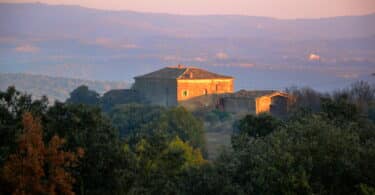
[222,90,289,98]
[134,67,186,79]
[178,67,232,79]
[135,66,233,80]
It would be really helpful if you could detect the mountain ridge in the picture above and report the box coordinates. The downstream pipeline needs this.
[0,73,130,102]
[2,2,375,20]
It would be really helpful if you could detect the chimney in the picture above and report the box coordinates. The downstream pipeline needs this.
[189,71,193,79]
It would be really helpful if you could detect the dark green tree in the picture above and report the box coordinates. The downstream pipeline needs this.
[109,104,207,155]
[232,113,281,151]
[231,114,374,194]
[0,86,48,165]
[108,103,165,138]
[43,103,125,195]
[321,95,360,125]
[66,85,100,106]
[124,136,206,194]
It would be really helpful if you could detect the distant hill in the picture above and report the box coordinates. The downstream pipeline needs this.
[1,3,374,40]
[0,3,374,90]
[0,73,130,102]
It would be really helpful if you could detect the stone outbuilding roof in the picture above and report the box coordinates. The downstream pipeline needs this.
[222,90,289,99]
[134,65,233,80]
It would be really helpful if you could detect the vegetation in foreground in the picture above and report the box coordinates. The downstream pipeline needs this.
[0,81,375,194]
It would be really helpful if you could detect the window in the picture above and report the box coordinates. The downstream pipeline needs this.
[182,90,188,97]
[203,89,208,95]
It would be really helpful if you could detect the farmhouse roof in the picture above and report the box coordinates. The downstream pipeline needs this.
[134,65,233,80]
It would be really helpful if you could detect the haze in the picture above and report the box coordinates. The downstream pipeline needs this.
[2,0,375,19]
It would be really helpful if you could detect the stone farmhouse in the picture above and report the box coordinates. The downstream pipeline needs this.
[133,65,234,107]
[133,65,291,116]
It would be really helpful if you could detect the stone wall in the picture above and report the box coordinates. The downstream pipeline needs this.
[133,78,177,107]
[220,91,290,117]
[270,95,288,117]
[255,93,289,116]
[177,79,233,102]
[219,97,256,114]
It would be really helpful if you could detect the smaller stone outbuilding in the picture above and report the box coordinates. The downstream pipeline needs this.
[218,90,291,117]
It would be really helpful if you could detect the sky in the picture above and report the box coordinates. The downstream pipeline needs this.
[1,0,375,19]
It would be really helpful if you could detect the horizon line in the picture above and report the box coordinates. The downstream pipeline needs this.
[1,1,375,20]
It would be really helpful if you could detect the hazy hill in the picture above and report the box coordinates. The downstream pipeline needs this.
[0,73,129,102]
[1,3,374,40]
[0,3,374,90]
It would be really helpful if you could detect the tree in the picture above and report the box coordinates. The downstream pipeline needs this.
[44,103,124,195]
[162,107,207,154]
[333,81,375,117]
[108,103,166,138]
[321,95,360,125]
[109,104,207,156]
[177,149,244,195]
[66,85,100,106]
[285,86,327,113]
[232,113,281,150]
[1,112,83,195]
[0,86,48,165]
[125,136,206,194]
[226,113,375,194]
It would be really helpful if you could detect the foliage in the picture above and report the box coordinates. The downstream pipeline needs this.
[201,109,232,124]
[335,80,375,113]
[232,113,282,150]
[162,107,206,153]
[1,112,83,195]
[321,95,361,124]
[0,86,48,165]
[176,163,243,195]
[369,104,375,123]
[287,81,375,121]
[66,85,100,106]
[109,104,207,156]
[44,103,124,195]
[108,103,166,137]
[124,136,206,194]
[225,98,375,194]
[2,82,375,194]
[286,86,327,112]
[359,184,375,195]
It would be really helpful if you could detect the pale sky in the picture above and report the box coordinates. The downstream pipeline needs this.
[1,0,375,19]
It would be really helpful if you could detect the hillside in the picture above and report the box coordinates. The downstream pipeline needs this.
[0,3,374,90]
[1,3,374,40]
[0,73,129,102]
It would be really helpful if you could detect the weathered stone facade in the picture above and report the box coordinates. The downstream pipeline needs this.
[218,90,290,117]
[177,79,233,101]
[134,65,291,117]
[133,65,234,107]
[132,78,177,106]
[255,92,289,117]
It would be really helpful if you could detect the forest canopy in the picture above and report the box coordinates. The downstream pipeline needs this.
[1,81,375,194]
